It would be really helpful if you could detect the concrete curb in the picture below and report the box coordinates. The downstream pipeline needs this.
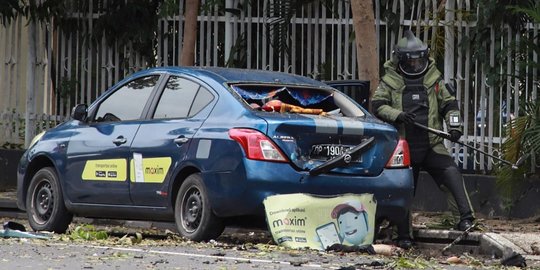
[414,229,483,255]
[414,228,539,266]
[483,233,540,263]
[480,233,525,259]
[0,199,17,209]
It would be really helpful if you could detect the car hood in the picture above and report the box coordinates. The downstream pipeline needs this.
[255,112,398,175]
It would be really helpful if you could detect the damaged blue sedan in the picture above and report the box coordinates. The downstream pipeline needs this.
[17,67,413,241]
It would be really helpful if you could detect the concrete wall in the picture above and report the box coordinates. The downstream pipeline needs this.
[412,172,540,219]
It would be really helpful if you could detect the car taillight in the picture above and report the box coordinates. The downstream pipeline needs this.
[385,139,411,168]
[228,128,288,162]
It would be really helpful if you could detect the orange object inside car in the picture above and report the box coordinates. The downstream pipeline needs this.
[262,100,325,115]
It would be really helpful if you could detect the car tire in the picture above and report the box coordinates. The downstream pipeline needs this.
[26,167,73,233]
[175,173,224,241]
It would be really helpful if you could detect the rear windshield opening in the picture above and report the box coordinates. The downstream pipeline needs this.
[231,85,365,117]
[232,85,364,117]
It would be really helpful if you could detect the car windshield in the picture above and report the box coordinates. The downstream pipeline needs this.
[231,84,365,117]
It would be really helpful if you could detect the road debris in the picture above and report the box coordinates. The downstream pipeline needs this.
[0,221,50,239]
[446,256,464,264]
[501,252,527,267]
[531,242,540,255]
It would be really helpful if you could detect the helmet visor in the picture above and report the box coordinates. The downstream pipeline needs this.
[399,57,428,76]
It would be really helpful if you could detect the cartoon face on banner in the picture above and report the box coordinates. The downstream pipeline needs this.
[331,201,369,245]
[263,193,376,251]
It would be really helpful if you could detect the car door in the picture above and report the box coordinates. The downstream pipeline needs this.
[64,75,162,205]
[325,80,370,110]
[129,75,216,207]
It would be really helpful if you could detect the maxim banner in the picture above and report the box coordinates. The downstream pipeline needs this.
[263,193,377,251]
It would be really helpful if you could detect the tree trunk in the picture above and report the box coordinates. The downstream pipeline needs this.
[350,0,378,112]
[180,0,200,66]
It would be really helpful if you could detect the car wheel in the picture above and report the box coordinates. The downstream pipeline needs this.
[174,173,224,241]
[26,167,73,233]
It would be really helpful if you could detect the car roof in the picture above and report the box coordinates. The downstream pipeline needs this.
[137,66,332,88]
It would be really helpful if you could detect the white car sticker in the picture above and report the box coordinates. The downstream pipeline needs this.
[307,116,338,134]
[304,115,364,135]
[341,118,364,135]
[133,153,144,183]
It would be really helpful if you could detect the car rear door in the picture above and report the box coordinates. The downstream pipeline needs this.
[64,75,162,205]
[129,75,216,207]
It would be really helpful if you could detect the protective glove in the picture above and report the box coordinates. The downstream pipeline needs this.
[448,130,462,142]
[396,112,416,125]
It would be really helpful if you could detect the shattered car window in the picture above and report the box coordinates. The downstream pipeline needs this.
[231,85,365,117]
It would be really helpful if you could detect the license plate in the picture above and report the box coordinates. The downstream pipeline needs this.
[310,144,360,161]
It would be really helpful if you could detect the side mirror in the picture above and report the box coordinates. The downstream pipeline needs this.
[71,104,88,121]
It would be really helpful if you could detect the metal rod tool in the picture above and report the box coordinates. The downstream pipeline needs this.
[412,122,525,169]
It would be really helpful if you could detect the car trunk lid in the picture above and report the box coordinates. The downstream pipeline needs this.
[258,113,398,176]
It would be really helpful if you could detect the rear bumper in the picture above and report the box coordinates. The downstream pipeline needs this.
[205,160,414,223]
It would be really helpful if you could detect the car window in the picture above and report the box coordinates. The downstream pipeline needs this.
[153,76,213,119]
[189,86,214,117]
[94,76,159,122]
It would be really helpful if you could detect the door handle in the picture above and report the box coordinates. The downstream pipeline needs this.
[174,136,189,145]
[113,136,127,146]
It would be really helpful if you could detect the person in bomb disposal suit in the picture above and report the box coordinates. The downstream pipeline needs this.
[371,30,475,249]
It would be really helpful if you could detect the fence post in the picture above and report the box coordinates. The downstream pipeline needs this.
[444,0,455,84]
[25,20,37,148]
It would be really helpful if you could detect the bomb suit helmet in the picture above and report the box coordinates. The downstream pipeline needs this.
[394,30,429,77]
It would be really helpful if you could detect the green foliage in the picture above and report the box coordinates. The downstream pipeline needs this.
[426,212,457,230]
[492,1,540,205]
[497,100,540,201]
[0,0,180,65]
[56,78,79,101]
[390,256,436,270]
[0,107,64,149]
[69,224,109,241]
[24,0,69,23]
[0,0,23,25]
[0,0,68,26]
[455,0,540,202]
[159,0,182,17]
[508,0,540,23]
[90,0,162,64]
[118,232,143,245]
[201,0,225,13]
[463,0,535,88]
[1,142,24,150]
[225,33,248,68]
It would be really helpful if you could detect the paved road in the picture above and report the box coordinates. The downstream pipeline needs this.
[1,229,488,270]
[1,238,363,270]
[0,210,483,270]
[1,191,538,269]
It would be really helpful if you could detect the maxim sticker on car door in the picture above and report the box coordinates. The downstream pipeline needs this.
[130,154,172,183]
[82,159,127,181]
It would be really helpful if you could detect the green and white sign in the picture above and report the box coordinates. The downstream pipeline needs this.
[263,193,376,250]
